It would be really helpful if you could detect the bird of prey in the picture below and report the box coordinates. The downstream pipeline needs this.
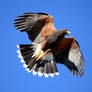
[14,12,85,78]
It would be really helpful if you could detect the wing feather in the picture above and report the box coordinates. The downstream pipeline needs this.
[52,37,85,77]
[14,12,55,42]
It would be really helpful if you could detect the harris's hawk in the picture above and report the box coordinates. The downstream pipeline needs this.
[14,12,85,78]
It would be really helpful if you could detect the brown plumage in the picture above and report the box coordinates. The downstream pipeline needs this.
[14,12,85,78]
[14,13,55,43]
[52,37,84,77]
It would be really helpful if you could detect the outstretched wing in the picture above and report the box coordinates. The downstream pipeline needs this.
[14,13,55,43]
[52,37,85,77]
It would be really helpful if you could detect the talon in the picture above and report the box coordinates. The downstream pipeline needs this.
[36,51,45,60]
[36,55,42,60]
[34,49,42,59]
[35,53,40,59]
[35,49,51,60]
[36,49,51,60]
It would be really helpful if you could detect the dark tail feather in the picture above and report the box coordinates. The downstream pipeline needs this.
[31,60,59,77]
[47,62,53,74]
[17,44,59,77]
[33,61,45,76]
[17,44,37,72]
[43,61,59,78]
[51,61,59,74]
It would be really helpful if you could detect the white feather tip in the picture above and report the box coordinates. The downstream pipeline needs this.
[38,72,43,77]
[23,64,28,68]
[20,59,24,63]
[33,70,37,75]
[50,73,54,77]
[55,72,59,75]
[44,73,49,78]
[16,45,20,48]
[18,54,23,59]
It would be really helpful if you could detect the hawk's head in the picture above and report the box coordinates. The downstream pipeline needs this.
[56,29,71,37]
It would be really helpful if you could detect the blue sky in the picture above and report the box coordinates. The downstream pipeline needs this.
[0,0,92,92]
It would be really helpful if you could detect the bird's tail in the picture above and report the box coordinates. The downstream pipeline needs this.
[16,44,59,77]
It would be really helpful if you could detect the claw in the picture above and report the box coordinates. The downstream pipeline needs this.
[35,53,40,59]
[36,51,44,60]
[34,49,42,59]
[36,49,51,60]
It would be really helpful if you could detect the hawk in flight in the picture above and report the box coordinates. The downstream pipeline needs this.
[14,12,85,78]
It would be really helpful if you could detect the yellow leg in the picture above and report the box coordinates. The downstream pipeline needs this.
[36,49,51,60]
[34,51,41,59]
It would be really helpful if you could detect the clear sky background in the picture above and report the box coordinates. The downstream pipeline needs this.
[0,0,92,92]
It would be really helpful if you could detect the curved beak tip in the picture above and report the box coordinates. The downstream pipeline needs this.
[66,31,71,34]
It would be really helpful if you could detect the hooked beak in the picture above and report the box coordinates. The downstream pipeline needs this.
[66,30,71,34]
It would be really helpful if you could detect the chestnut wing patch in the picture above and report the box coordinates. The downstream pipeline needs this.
[53,37,85,77]
[14,13,55,42]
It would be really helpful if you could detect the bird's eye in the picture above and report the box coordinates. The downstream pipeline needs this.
[58,35,62,40]
[46,19,49,23]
